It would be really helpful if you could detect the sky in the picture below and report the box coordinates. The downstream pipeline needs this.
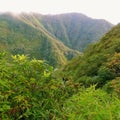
[0,0,119,24]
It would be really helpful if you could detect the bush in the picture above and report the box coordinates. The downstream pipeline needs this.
[1,53,120,119]
[0,53,81,119]
[63,86,120,120]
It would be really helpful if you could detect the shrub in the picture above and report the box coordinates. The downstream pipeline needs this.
[63,86,120,120]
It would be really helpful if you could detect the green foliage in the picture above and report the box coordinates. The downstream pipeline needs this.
[40,13,113,51]
[61,24,120,87]
[63,86,120,120]
[98,67,115,80]
[0,53,81,119]
[0,13,119,120]
[1,53,120,119]
[106,53,120,77]
[0,13,79,67]
[0,53,51,119]
[104,77,120,95]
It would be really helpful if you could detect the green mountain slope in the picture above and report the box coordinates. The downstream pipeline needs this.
[0,13,79,66]
[61,24,120,87]
[39,13,113,51]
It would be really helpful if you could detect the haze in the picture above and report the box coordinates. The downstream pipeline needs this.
[0,0,119,24]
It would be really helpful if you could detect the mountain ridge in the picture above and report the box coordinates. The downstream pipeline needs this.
[39,12,113,51]
[61,24,120,87]
[13,12,113,51]
[0,12,113,66]
[0,13,79,66]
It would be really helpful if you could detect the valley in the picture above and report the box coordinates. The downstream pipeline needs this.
[0,12,120,119]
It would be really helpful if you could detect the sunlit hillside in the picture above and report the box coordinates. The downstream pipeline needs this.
[1,24,120,119]
[1,12,120,120]
[0,13,79,67]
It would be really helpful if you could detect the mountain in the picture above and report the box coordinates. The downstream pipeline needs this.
[0,12,113,66]
[16,13,113,51]
[0,13,79,67]
[0,13,119,120]
[61,24,120,87]
[39,13,113,51]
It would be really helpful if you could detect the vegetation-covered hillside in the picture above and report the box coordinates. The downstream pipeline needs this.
[0,13,79,67]
[16,12,113,51]
[1,52,120,119]
[1,13,120,120]
[40,13,113,51]
[62,24,120,87]
[0,12,113,66]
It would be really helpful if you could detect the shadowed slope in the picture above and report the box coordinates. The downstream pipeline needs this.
[62,24,120,86]
[39,13,113,51]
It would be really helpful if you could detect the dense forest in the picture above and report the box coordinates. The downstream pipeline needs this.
[0,13,120,119]
[0,13,79,67]
[0,13,112,67]
[40,13,113,51]
[62,24,120,87]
